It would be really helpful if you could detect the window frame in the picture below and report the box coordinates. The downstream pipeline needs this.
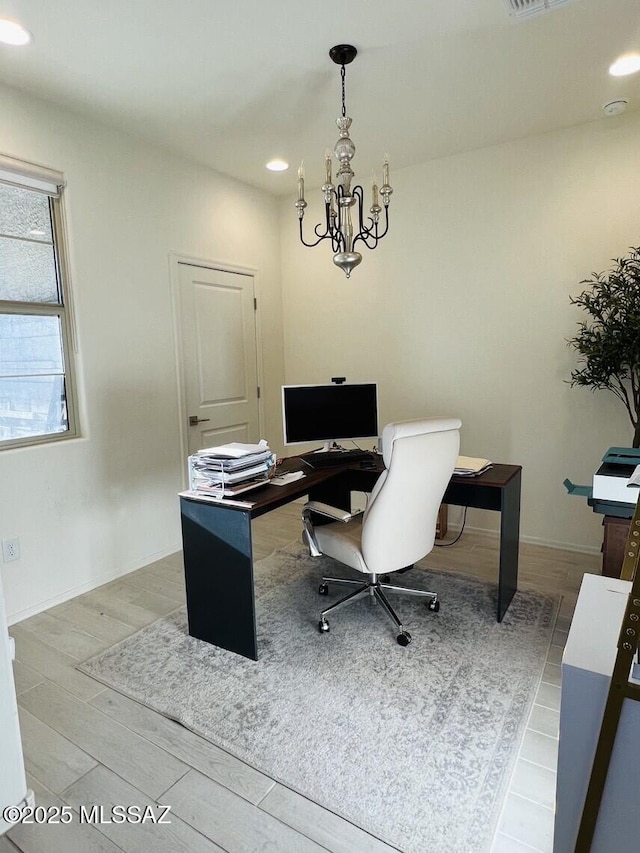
[0,168,79,451]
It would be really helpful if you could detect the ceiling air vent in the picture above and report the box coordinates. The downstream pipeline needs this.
[503,0,577,20]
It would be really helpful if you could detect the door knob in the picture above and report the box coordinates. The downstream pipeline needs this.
[189,416,211,426]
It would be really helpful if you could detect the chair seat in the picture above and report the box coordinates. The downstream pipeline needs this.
[314,517,368,574]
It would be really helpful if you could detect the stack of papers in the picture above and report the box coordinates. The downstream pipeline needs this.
[454,455,492,477]
[188,440,275,498]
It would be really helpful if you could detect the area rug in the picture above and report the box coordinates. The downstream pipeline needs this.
[79,543,559,853]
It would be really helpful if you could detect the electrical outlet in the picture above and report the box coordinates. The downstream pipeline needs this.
[2,538,20,562]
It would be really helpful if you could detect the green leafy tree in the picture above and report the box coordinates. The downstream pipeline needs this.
[568,246,640,448]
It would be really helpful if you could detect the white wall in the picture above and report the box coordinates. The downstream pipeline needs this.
[0,83,284,622]
[280,114,640,553]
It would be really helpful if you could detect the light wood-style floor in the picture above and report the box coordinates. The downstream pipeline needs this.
[3,503,601,853]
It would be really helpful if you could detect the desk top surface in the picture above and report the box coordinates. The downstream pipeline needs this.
[180,455,521,515]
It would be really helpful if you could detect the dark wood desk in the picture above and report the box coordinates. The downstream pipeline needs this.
[180,458,522,659]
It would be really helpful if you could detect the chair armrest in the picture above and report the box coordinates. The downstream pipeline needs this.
[302,502,362,557]
[304,501,360,523]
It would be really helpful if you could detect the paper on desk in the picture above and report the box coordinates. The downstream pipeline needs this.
[627,464,640,488]
[196,440,270,458]
[192,462,271,483]
[454,455,492,476]
[271,471,306,486]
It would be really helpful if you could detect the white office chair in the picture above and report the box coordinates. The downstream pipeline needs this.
[302,417,461,646]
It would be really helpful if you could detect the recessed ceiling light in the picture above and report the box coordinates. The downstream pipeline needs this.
[609,53,640,77]
[266,159,289,172]
[0,18,32,46]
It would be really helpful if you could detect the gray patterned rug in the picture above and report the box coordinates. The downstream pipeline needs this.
[79,543,559,853]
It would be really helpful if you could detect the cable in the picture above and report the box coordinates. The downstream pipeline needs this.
[434,506,468,547]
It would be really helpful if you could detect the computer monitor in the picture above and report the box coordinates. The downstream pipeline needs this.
[282,382,379,448]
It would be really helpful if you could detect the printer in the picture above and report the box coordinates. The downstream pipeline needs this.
[592,447,640,506]
[565,447,640,507]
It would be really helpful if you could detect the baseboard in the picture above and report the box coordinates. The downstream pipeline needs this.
[8,542,183,626]
[519,532,600,556]
[446,521,601,557]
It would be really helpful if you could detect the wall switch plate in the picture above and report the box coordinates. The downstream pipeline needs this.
[2,538,20,562]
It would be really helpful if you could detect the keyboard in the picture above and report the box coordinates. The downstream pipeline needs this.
[303,449,375,469]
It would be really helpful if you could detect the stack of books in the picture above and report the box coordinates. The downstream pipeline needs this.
[187,441,275,499]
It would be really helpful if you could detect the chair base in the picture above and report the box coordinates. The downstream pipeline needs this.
[318,573,439,646]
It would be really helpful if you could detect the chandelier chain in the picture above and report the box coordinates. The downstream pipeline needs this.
[341,64,346,118]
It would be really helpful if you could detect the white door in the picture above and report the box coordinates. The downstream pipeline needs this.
[178,263,260,455]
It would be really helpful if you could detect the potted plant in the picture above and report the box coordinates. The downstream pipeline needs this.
[568,246,640,448]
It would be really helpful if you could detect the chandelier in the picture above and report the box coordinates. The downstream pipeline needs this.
[295,44,393,279]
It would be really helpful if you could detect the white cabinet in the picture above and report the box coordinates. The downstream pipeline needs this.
[0,573,29,836]
[554,574,640,852]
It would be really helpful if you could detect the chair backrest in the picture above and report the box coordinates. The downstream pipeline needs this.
[360,417,461,574]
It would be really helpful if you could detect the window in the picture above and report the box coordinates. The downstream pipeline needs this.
[0,157,78,449]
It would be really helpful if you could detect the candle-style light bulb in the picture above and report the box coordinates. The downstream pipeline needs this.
[382,154,390,187]
[297,161,305,201]
[371,172,379,207]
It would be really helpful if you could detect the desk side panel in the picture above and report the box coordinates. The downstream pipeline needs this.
[180,498,257,660]
[496,471,521,621]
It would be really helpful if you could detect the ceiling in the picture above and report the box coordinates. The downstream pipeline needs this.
[1,0,639,196]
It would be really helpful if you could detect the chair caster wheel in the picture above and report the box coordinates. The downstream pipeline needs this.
[397,631,411,646]
[318,583,329,595]
[428,598,440,612]
[318,618,330,633]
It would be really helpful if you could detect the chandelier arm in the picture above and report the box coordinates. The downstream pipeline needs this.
[363,205,389,244]
[331,213,345,251]
[318,198,335,239]
[332,188,346,252]
[352,185,364,216]
[313,204,333,239]
[299,217,331,249]
[353,229,378,251]
[353,229,377,251]
[375,205,390,240]
[352,186,372,241]
[353,205,390,251]
[351,186,376,250]
[299,204,349,249]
